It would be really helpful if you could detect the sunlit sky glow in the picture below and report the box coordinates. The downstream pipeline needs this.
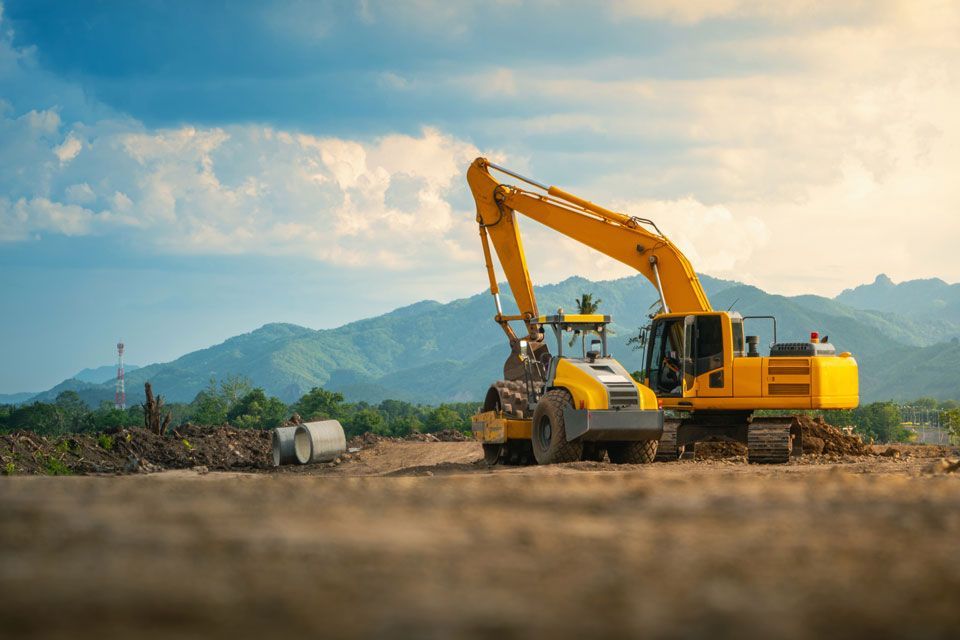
[1,0,958,391]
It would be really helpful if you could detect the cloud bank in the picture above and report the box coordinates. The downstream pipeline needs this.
[1,1,959,296]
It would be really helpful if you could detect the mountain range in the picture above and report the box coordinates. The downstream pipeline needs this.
[12,273,960,407]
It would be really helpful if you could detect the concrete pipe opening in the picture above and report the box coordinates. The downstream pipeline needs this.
[272,426,300,466]
[294,420,346,464]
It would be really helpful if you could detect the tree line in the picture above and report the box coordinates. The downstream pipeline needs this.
[2,376,959,445]
[0,376,479,439]
[792,396,960,444]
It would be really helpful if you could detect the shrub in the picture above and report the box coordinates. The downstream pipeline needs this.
[97,434,115,450]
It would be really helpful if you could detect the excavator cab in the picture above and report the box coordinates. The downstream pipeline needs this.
[645,313,728,398]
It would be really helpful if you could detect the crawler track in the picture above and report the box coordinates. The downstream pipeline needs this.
[655,418,683,461]
[747,417,797,464]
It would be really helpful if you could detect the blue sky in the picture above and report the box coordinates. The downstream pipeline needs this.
[1,1,958,392]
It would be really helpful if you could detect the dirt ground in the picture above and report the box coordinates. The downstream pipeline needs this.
[2,439,960,639]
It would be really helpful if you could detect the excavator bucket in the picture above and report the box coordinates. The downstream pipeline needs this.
[502,341,549,383]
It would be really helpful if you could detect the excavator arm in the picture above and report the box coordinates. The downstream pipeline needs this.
[468,157,712,345]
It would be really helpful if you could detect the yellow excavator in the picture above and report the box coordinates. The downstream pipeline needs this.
[467,157,859,464]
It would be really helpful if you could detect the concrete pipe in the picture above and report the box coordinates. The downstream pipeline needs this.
[294,420,347,464]
[272,426,300,467]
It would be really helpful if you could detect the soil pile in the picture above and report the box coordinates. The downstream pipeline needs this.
[346,432,400,449]
[795,415,867,456]
[695,439,747,460]
[347,430,472,448]
[0,426,271,475]
[692,415,866,460]
[430,429,470,442]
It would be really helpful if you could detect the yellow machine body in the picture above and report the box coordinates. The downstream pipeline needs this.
[552,358,660,411]
[471,411,531,444]
[466,157,859,415]
[644,311,859,412]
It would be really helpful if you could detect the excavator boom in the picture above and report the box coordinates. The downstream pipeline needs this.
[468,157,711,337]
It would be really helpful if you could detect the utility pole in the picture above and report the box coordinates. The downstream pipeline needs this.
[115,340,126,410]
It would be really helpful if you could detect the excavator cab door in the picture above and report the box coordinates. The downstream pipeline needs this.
[647,313,729,399]
[645,316,686,397]
[682,315,697,396]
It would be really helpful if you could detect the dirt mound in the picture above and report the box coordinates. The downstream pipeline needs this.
[925,458,960,474]
[346,432,400,449]
[402,429,470,442]
[430,429,470,442]
[695,439,747,460]
[692,415,866,460]
[0,426,272,475]
[346,430,472,448]
[794,415,867,456]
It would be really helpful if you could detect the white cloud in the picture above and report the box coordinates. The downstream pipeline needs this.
[2,0,959,299]
[54,132,82,164]
[23,109,59,134]
[378,72,410,90]
[111,191,132,212]
[0,105,485,270]
[608,0,881,25]
[441,2,960,293]
[64,183,95,204]
[620,197,769,278]
[0,197,96,239]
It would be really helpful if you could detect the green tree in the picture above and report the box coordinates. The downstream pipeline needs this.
[570,292,604,347]
[424,404,464,433]
[5,402,67,436]
[574,293,602,315]
[388,414,423,437]
[821,408,856,427]
[219,375,253,409]
[189,379,228,425]
[55,390,89,431]
[345,407,387,437]
[853,402,909,443]
[54,390,86,414]
[89,401,131,431]
[293,387,346,421]
[227,388,288,429]
[943,408,960,444]
[378,399,416,422]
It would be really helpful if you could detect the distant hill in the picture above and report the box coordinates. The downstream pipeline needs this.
[73,364,141,384]
[0,391,40,406]
[837,274,960,325]
[9,274,725,406]
[859,338,960,401]
[13,273,960,406]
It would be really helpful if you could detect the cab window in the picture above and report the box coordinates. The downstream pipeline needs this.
[695,315,724,374]
[731,318,745,357]
[646,318,684,396]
